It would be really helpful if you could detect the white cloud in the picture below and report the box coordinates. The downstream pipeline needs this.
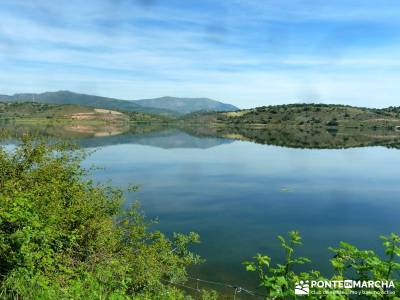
[0,0,400,108]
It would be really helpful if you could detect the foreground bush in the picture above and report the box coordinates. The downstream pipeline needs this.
[0,137,205,299]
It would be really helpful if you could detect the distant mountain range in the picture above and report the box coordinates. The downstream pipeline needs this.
[0,91,238,116]
[134,96,238,114]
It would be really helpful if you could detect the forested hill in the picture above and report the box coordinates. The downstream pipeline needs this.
[184,103,400,128]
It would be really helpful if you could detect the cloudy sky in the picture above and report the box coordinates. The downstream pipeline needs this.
[1,0,400,108]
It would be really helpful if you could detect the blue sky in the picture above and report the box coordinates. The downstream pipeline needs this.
[1,0,400,108]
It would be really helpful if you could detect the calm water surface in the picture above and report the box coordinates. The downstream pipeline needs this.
[77,130,400,291]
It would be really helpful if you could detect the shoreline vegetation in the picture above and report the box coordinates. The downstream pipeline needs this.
[0,138,399,299]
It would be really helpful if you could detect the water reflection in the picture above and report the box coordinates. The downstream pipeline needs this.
[84,137,400,291]
[2,123,400,293]
[2,122,400,149]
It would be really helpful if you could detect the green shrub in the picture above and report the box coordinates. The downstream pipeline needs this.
[0,137,202,299]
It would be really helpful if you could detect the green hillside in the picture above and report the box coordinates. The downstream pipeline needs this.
[184,103,400,129]
[0,102,94,119]
[0,102,172,124]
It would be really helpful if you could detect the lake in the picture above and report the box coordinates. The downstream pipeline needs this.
[3,126,400,296]
[75,128,400,294]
